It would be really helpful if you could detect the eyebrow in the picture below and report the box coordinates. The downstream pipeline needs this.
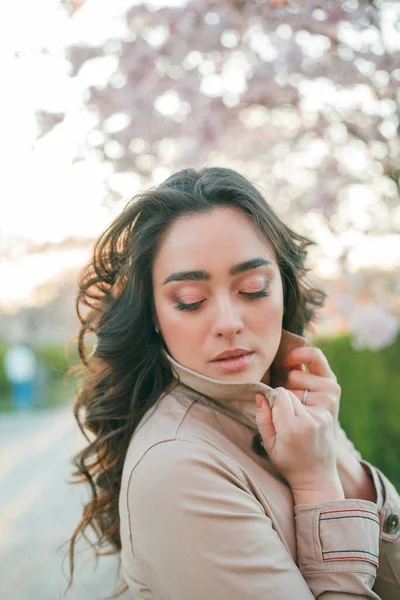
[162,257,274,285]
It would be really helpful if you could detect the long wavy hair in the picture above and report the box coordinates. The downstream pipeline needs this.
[66,166,326,598]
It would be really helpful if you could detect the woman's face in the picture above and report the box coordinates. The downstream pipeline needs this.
[152,206,285,383]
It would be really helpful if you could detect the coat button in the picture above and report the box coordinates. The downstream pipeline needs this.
[383,513,400,535]
[251,433,267,456]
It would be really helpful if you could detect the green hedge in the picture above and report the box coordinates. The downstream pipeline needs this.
[0,342,79,411]
[318,333,400,490]
[0,335,399,488]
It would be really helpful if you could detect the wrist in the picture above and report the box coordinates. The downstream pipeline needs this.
[336,448,377,502]
[293,488,345,505]
[292,474,345,505]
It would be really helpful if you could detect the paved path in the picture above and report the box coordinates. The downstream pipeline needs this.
[0,405,132,600]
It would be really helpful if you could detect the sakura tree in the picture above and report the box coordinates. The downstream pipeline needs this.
[57,0,400,234]
[36,0,400,346]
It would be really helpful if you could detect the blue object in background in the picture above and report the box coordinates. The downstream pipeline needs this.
[11,379,36,410]
[3,344,38,410]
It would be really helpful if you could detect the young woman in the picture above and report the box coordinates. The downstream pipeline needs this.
[69,167,400,599]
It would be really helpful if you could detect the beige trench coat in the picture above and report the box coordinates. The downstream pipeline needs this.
[119,330,400,599]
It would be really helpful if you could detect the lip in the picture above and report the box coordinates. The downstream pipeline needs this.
[211,350,254,374]
[211,348,252,361]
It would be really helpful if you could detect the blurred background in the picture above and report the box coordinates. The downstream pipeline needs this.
[1,0,399,598]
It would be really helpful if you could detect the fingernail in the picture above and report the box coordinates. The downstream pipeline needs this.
[255,394,263,409]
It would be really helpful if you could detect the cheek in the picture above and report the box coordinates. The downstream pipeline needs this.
[156,298,203,347]
[158,311,205,366]
[249,292,283,328]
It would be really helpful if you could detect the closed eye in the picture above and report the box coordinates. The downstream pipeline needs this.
[175,300,204,312]
[175,287,271,312]
[241,288,271,299]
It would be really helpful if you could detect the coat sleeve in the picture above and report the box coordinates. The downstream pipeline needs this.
[336,423,400,599]
[125,439,381,599]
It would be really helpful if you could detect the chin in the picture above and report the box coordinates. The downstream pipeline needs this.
[213,365,261,382]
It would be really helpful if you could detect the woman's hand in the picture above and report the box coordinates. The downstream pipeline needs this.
[280,346,377,503]
[281,346,341,424]
[255,388,344,503]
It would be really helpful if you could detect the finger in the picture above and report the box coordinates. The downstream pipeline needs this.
[285,389,309,417]
[290,390,339,420]
[287,363,307,373]
[286,369,338,393]
[272,387,297,426]
[255,394,275,443]
[281,346,336,379]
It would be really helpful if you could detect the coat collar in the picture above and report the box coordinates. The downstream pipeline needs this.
[163,329,308,421]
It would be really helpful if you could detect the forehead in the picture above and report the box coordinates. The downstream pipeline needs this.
[153,207,277,273]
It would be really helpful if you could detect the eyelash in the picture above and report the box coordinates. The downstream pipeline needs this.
[175,288,271,312]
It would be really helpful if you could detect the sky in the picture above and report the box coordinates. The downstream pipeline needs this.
[1,0,399,310]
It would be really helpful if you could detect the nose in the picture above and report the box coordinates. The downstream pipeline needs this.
[211,296,244,339]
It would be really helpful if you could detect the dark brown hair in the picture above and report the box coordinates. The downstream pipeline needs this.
[66,167,326,598]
